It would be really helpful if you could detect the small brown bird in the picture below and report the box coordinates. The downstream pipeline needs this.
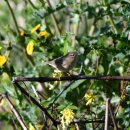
[45,52,78,72]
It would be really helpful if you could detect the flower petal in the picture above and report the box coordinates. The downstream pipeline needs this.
[39,31,49,37]
[0,55,7,66]
[26,40,34,55]
[31,24,41,33]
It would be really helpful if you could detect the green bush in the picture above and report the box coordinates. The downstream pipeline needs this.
[0,0,130,129]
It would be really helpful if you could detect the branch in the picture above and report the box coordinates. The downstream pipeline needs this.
[46,0,61,34]
[108,101,118,130]
[31,85,47,126]
[5,0,20,34]
[27,0,38,9]
[2,94,27,130]
[108,15,118,34]
[13,75,130,83]
[71,119,104,124]
[13,82,59,127]
[104,98,110,130]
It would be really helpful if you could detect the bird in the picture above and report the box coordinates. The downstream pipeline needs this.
[44,52,78,72]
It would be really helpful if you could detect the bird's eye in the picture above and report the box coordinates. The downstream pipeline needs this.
[70,53,75,57]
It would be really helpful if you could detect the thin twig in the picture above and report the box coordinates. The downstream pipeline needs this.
[5,1,35,66]
[31,85,47,126]
[13,75,130,83]
[72,118,104,124]
[114,101,121,116]
[27,0,38,9]
[108,15,118,34]
[5,0,20,34]
[2,94,27,130]
[108,100,118,130]
[13,82,59,127]
[104,98,110,130]
[38,0,46,6]
[31,85,41,102]
[114,81,127,116]
[46,0,61,34]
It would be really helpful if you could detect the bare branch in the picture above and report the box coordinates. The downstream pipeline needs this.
[104,98,110,130]
[72,119,104,124]
[5,0,20,34]
[13,75,130,83]
[2,94,27,130]
[108,101,118,130]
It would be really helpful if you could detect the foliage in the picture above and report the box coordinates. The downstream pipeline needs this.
[0,0,130,129]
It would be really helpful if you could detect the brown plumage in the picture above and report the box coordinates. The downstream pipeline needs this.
[46,52,78,72]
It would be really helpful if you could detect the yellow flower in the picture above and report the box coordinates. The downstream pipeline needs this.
[84,93,96,106]
[31,24,41,33]
[20,31,24,36]
[0,55,7,67]
[39,31,49,37]
[29,123,35,130]
[26,40,34,55]
[60,108,75,130]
